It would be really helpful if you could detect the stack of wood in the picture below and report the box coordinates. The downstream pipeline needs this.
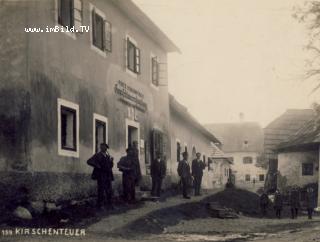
[206,202,239,219]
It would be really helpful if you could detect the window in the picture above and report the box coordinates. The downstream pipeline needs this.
[58,99,79,157]
[127,38,140,74]
[259,174,265,181]
[151,129,167,161]
[208,158,213,171]
[243,156,253,164]
[151,56,159,86]
[92,8,112,52]
[93,114,108,153]
[245,174,251,181]
[184,145,188,153]
[302,163,314,176]
[177,142,181,162]
[58,0,83,31]
[227,157,234,163]
[203,155,206,163]
[243,140,249,148]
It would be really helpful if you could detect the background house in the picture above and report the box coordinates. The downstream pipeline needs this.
[209,143,232,188]
[205,122,265,191]
[276,118,320,192]
[263,109,314,191]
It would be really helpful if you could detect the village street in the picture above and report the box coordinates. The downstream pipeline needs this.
[1,189,320,242]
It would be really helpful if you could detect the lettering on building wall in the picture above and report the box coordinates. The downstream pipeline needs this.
[114,80,148,112]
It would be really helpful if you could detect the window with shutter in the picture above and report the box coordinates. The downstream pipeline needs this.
[92,11,104,50]
[73,0,82,31]
[126,37,141,74]
[58,0,73,29]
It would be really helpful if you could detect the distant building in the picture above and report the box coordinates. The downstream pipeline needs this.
[276,117,320,199]
[209,143,232,188]
[205,122,265,190]
[169,95,222,189]
[264,109,314,191]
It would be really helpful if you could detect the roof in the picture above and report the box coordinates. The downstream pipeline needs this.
[112,0,181,53]
[169,95,221,144]
[210,143,233,164]
[205,122,264,153]
[277,117,320,151]
[264,109,314,156]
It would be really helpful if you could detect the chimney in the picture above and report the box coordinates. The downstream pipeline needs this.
[239,112,245,122]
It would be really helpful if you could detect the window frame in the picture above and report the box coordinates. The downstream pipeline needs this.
[126,36,141,75]
[302,163,314,176]
[90,4,112,56]
[243,156,253,164]
[56,0,83,39]
[57,98,79,158]
[245,174,251,182]
[259,174,265,182]
[93,113,108,154]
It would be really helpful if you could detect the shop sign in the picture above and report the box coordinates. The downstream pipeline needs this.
[114,80,147,112]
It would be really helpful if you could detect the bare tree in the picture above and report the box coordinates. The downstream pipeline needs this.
[294,1,320,92]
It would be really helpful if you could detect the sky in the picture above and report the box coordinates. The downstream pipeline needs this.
[134,0,320,127]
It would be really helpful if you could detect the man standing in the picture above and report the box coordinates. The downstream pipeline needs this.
[178,151,191,199]
[87,143,114,209]
[151,152,166,197]
[306,187,316,219]
[132,141,142,185]
[117,148,138,203]
[259,191,269,217]
[274,189,283,219]
[192,152,206,196]
[290,186,300,219]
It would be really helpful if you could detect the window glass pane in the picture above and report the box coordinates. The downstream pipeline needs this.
[243,156,253,164]
[95,120,106,152]
[177,142,181,162]
[61,107,76,150]
[302,163,314,176]
[245,174,250,181]
[94,13,104,50]
[59,0,73,28]
[127,40,135,71]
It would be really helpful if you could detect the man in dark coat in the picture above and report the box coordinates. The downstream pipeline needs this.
[274,189,283,219]
[151,152,166,197]
[117,148,138,203]
[192,152,206,196]
[132,141,142,185]
[178,151,192,199]
[290,186,300,219]
[87,143,114,209]
[260,191,269,217]
[306,187,316,219]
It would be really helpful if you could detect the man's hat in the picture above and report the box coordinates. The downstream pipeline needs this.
[100,143,109,149]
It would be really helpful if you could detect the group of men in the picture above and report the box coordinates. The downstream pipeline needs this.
[87,142,140,209]
[177,151,206,199]
[260,186,317,219]
[87,142,207,208]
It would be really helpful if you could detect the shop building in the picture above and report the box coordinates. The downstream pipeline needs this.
[0,0,179,203]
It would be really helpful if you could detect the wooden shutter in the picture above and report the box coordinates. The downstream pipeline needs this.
[73,0,82,32]
[92,9,97,45]
[104,20,112,52]
[135,47,140,74]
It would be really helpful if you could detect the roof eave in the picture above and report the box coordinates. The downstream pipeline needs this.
[112,0,181,53]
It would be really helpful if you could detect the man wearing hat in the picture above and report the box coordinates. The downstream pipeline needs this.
[177,151,192,199]
[192,152,206,196]
[117,148,138,203]
[87,143,114,209]
[151,152,166,197]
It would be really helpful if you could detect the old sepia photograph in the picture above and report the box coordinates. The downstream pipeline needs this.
[1,0,320,241]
